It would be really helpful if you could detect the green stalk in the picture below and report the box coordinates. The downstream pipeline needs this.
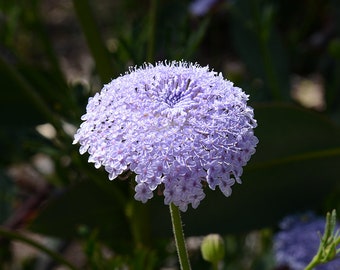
[304,210,340,270]
[72,0,113,83]
[147,0,157,63]
[304,255,319,270]
[126,200,151,248]
[259,40,282,100]
[212,262,218,270]
[71,152,127,207]
[31,1,66,84]
[0,54,64,135]
[0,227,78,270]
[251,0,282,100]
[169,203,191,270]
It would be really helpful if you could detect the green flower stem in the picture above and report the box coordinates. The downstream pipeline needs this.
[0,54,64,136]
[169,203,191,270]
[212,262,218,270]
[0,227,78,270]
[71,151,127,207]
[304,256,319,270]
[147,0,157,63]
[251,2,283,100]
[72,0,113,84]
[31,1,65,83]
[126,200,151,248]
[304,210,340,270]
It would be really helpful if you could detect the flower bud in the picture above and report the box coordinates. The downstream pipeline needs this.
[201,234,225,263]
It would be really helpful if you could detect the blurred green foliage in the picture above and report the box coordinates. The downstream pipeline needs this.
[1,0,340,269]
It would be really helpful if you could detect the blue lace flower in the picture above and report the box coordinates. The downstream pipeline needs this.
[274,212,340,270]
[73,61,258,211]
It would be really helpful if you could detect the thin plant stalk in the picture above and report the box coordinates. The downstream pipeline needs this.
[0,227,78,270]
[304,256,319,270]
[169,203,191,270]
[304,210,340,270]
[0,54,64,136]
[251,1,283,100]
[72,0,113,83]
[147,0,157,63]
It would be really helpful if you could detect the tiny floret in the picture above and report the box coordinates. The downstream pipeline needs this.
[73,61,258,211]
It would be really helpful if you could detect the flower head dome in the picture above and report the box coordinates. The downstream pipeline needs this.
[73,61,258,211]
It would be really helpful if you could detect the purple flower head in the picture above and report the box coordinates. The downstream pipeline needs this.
[274,212,340,270]
[73,61,258,211]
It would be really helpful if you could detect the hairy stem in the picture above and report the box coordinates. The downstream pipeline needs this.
[169,203,191,270]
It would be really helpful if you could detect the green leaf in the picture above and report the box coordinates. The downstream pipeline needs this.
[229,0,290,100]
[183,17,210,59]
